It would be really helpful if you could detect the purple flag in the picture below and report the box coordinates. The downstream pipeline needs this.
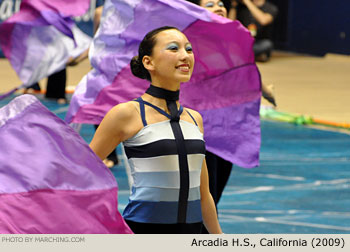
[66,0,261,168]
[0,0,91,89]
[0,95,132,234]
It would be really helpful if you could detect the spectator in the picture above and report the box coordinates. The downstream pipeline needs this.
[230,0,278,62]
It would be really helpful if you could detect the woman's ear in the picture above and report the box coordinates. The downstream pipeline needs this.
[142,55,155,72]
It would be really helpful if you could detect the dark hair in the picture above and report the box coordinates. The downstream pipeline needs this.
[186,0,200,4]
[130,26,180,81]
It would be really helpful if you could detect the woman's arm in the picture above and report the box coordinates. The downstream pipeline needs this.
[66,49,89,66]
[242,0,274,26]
[200,159,223,234]
[93,6,104,35]
[89,102,140,160]
[228,0,238,20]
[66,6,104,67]
[190,109,223,234]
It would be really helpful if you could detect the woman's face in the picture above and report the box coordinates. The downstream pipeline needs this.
[145,29,194,84]
[200,0,227,17]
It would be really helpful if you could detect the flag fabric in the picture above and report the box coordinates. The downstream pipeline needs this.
[0,95,132,234]
[66,0,261,168]
[0,0,91,89]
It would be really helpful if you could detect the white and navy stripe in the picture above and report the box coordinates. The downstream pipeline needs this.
[122,99,205,224]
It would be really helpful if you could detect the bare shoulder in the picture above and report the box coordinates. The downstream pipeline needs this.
[106,101,139,122]
[184,107,204,132]
[185,107,202,121]
[101,101,142,141]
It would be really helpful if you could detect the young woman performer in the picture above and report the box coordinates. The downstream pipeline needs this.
[89,26,222,234]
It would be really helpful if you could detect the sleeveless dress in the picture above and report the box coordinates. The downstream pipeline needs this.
[122,98,206,233]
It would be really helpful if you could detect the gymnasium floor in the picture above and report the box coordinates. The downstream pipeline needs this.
[1,94,349,234]
[219,120,350,233]
[1,52,349,233]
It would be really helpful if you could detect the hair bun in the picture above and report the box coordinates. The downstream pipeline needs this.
[130,56,147,80]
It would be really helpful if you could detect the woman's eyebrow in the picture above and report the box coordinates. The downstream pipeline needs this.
[167,41,179,44]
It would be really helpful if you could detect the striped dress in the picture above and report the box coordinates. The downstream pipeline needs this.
[122,98,206,224]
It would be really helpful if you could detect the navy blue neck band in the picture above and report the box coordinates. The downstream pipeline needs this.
[145,85,179,101]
